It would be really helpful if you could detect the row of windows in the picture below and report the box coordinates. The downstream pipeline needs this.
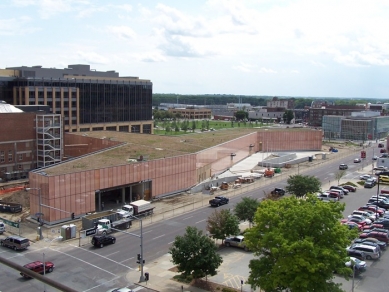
[0,151,25,163]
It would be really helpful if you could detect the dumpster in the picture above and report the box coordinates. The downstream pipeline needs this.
[308,156,313,162]
[275,168,281,173]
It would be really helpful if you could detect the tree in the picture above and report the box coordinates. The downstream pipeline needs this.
[191,120,196,132]
[234,197,260,226]
[286,174,321,198]
[283,110,294,124]
[334,170,347,185]
[206,209,240,243]
[244,195,358,292]
[169,226,223,281]
[235,110,248,120]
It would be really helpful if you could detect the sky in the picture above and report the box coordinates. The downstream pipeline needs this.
[1,0,389,99]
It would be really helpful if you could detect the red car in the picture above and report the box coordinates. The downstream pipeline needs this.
[20,261,55,279]
[342,185,357,192]
[360,231,389,243]
[362,224,385,232]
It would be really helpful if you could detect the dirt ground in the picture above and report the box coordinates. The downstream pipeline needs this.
[0,188,30,222]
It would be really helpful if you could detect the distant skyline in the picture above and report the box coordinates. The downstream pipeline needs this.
[1,0,389,99]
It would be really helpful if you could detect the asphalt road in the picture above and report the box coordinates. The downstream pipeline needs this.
[0,143,387,291]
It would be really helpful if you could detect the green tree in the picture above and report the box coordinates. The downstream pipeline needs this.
[244,195,358,292]
[283,110,294,124]
[286,174,321,198]
[191,120,196,132]
[235,110,248,120]
[169,226,223,281]
[206,209,240,243]
[234,197,260,226]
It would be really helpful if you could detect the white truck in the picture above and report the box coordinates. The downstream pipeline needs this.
[116,200,155,218]
[96,217,132,235]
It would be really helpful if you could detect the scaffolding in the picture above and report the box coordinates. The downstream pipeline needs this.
[36,114,63,168]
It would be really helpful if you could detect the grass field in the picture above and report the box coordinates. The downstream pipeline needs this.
[153,119,266,135]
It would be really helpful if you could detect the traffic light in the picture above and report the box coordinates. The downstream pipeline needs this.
[71,212,75,220]
[137,254,141,264]
[145,272,149,281]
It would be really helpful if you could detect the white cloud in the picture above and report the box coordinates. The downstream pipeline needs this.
[107,26,136,40]
[258,68,277,74]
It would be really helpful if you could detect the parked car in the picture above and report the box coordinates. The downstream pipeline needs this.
[348,244,381,260]
[20,261,55,279]
[317,192,339,202]
[354,237,387,250]
[349,210,376,222]
[375,171,389,176]
[360,231,389,243]
[362,227,388,234]
[339,164,348,170]
[379,175,389,183]
[346,248,367,261]
[330,186,349,195]
[378,143,385,148]
[345,257,367,273]
[327,189,344,199]
[374,166,388,171]
[91,235,116,248]
[341,221,363,231]
[364,179,376,188]
[224,235,249,251]
[367,200,389,210]
[359,205,385,217]
[374,218,389,228]
[352,239,382,252]
[373,155,379,160]
[342,185,357,192]
[354,158,362,163]
[270,188,286,196]
[360,174,372,181]
[349,215,372,225]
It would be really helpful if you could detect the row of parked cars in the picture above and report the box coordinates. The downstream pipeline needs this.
[340,190,389,273]
[317,185,356,202]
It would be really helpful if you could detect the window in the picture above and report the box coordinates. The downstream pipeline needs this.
[8,150,12,162]
[18,165,22,170]
[19,154,23,161]
[0,151,4,163]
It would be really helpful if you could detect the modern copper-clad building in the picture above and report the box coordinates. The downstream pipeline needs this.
[28,129,322,224]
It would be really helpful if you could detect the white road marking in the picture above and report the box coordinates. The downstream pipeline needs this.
[195,219,206,224]
[120,256,134,264]
[152,234,165,240]
[55,246,134,271]
[105,250,120,257]
[82,276,120,292]
[182,216,193,220]
[168,241,174,244]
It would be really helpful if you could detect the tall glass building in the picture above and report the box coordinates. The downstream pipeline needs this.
[0,65,153,133]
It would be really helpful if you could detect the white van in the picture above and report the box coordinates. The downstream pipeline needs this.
[0,221,5,234]
[350,244,381,260]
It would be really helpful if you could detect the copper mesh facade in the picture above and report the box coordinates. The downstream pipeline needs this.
[28,129,322,224]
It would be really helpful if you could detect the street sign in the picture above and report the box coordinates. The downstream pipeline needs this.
[85,228,97,236]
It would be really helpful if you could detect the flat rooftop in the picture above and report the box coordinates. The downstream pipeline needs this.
[44,127,310,175]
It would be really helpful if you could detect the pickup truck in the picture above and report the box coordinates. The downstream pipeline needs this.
[209,196,229,207]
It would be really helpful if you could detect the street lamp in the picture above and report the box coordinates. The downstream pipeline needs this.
[376,174,381,220]
[25,187,43,239]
